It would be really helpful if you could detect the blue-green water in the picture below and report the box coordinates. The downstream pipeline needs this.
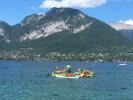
[0,60,133,100]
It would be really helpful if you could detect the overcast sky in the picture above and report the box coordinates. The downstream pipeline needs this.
[0,0,133,25]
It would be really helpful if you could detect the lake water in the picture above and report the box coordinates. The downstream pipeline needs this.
[0,60,133,100]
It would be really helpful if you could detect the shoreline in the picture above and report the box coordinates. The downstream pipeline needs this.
[0,57,132,63]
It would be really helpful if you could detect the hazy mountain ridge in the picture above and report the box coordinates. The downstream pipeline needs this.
[110,23,133,30]
[110,22,133,41]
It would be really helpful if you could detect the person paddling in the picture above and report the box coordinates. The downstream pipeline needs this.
[77,68,87,78]
[78,68,83,73]
[64,65,71,73]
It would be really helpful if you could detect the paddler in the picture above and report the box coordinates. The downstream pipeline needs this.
[64,65,71,73]
[78,68,83,73]
[77,68,87,78]
[73,68,81,76]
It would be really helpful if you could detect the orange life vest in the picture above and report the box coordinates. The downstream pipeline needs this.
[66,73,75,77]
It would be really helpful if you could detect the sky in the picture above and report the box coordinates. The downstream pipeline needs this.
[0,0,133,25]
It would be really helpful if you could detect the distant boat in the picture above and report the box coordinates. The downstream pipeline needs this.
[99,60,103,62]
[119,62,127,66]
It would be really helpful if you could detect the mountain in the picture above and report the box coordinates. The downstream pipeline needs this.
[6,7,130,53]
[0,7,133,61]
[110,23,133,41]
[11,13,46,41]
[119,30,133,41]
[11,7,93,41]
[0,21,11,43]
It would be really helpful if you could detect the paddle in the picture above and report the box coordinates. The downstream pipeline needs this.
[46,73,51,76]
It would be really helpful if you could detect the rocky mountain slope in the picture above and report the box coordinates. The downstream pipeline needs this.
[0,7,132,54]
[0,21,11,43]
[11,8,93,42]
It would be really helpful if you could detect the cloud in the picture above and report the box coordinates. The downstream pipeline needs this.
[40,0,107,9]
[119,19,133,25]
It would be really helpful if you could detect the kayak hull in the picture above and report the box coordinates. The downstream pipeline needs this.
[51,73,94,79]
[51,73,79,79]
[53,75,79,79]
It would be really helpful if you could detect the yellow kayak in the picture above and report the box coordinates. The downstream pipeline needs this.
[51,70,94,78]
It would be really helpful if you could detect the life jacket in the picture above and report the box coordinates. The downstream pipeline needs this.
[66,73,75,77]
[83,71,87,77]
